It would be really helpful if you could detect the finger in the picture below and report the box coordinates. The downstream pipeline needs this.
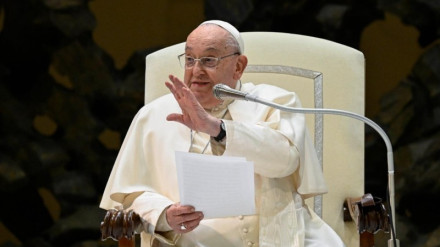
[169,74,186,88]
[173,204,196,216]
[165,81,181,100]
[166,113,183,123]
[166,75,186,92]
[167,203,195,218]
[166,80,189,102]
[179,212,204,233]
[165,81,175,92]
[168,75,181,91]
[181,86,198,102]
[167,204,187,232]
[181,212,204,225]
[176,211,203,227]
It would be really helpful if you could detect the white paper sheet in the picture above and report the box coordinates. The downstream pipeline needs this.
[175,151,256,219]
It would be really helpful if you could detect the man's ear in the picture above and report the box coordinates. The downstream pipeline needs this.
[233,55,248,80]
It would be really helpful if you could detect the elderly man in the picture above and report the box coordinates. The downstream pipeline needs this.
[100,20,345,247]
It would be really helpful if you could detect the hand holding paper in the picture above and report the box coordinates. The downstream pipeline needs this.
[175,151,256,219]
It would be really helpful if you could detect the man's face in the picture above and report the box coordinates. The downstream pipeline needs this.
[183,25,243,109]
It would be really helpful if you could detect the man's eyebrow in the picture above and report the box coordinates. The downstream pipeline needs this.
[185,46,220,53]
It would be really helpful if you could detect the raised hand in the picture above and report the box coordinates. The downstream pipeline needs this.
[165,74,221,137]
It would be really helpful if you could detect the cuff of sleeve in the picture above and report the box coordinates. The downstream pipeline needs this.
[148,206,180,245]
[152,231,181,246]
[210,137,226,155]
[156,206,173,232]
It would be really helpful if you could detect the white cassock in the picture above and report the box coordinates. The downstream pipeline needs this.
[100,82,345,247]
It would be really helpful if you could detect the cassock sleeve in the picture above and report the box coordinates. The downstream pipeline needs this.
[225,83,327,198]
[99,96,187,245]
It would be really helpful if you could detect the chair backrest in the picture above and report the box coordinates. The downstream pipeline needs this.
[145,31,365,247]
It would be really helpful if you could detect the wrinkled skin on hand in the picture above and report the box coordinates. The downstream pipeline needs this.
[165,74,221,137]
[166,202,204,233]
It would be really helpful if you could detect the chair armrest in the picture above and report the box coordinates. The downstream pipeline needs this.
[100,209,142,241]
[343,193,390,234]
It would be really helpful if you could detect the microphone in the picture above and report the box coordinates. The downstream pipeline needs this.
[213,84,259,102]
[212,83,399,247]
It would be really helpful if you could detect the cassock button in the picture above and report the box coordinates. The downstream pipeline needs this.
[238,215,244,220]
[243,228,248,233]
[247,241,253,246]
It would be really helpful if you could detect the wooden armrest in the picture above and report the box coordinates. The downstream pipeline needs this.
[343,193,391,247]
[100,209,142,246]
[118,237,136,247]
[343,193,390,234]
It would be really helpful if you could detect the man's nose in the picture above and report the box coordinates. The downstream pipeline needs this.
[191,60,205,74]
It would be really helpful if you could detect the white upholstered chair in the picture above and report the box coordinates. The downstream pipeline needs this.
[143,32,365,247]
[98,32,368,247]
[102,32,367,247]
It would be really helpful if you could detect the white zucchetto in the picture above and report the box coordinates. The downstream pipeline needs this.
[200,20,244,54]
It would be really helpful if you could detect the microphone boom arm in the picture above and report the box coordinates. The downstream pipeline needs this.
[216,86,400,246]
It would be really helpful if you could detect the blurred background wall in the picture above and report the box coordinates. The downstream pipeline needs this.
[0,0,439,246]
